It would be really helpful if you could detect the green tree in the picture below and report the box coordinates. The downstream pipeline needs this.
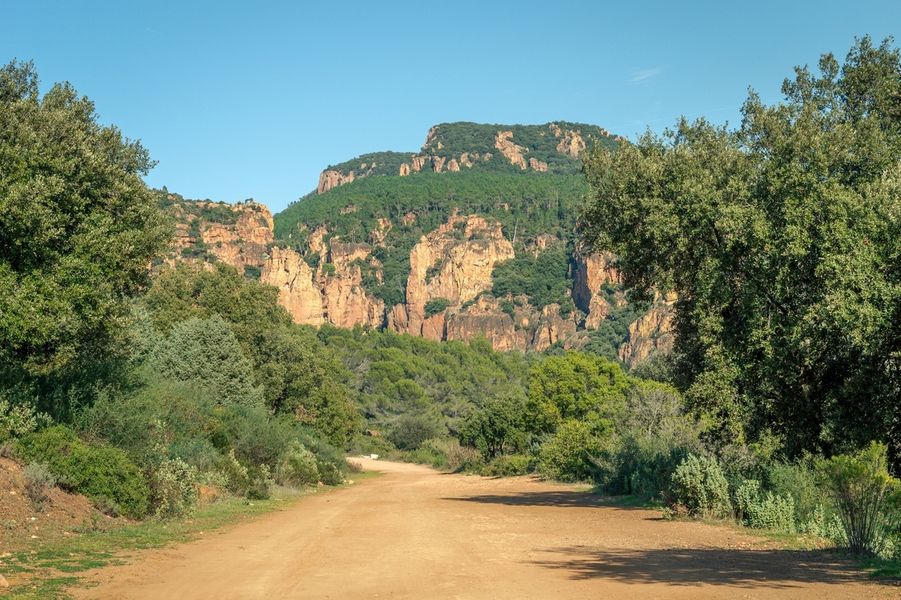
[581,37,901,465]
[527,352,630,435]
[460,393,529,460]
[149,315,264,406]
[0,61,170,381]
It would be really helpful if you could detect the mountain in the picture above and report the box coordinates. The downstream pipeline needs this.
[161,122,673,364]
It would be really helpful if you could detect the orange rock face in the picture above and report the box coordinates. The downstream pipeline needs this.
[494,130,528,170]
[400,214,515,336]
[445,296,525,351]
[166,201,273,273]
[618,297,676,365]
[260,240,384,329]
[572,251,622,330]
[549,123,587,158]
[262,246,325,325]
[531,304,578,351]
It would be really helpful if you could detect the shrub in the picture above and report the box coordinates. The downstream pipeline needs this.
[734,479,796,532]
[275,442,320,486]
[246,464,273,500]
[148,315,264,407]
[150,457,199,519]
[24,462,57,510]
[800,503,847,543]
[316,460,344,486]
[595,383,701,497]
[765,459,820,524]
[537,419,608,482]
[424,298,450,317]
[0,398,50,441]
[483,454,533,476]
[16,426,150,518]
[817,442,901,556]
[459,394,529,460]
[669,454,732,518]
[219,449,250,496]
[388,413,443,451]
[421,438,483,472]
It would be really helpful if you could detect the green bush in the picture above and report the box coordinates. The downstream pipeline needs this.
[765,459,821,524]
[316,460,343,486]
[23,462,57,510]
[421,438,483,472]
[459,394,529,460]
[149,315,264,407]
[483,454,533,476]
[424,298,450,317]
[799,503,847,542]
[817,442,900,556]
[276,442,320,486]
[735,479,796,533]
[218,449,250,496]
[669,454,732,519]
[0,398,50,441]
[388,413,444,451]
[150,457,199,519]
[246,464,273,500]
[16,426,150,518]
[595,384,701,497]
[537,419,608,482]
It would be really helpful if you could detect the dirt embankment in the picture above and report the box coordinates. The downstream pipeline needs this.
[72,459,896,599]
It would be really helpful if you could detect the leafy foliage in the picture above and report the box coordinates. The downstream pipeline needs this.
[459,393,529,460]
[424,298,451,317]
[582,37,901,464]
[527,352,630,435]
[0,61,170,380]
[818,442,901,555]
[669,454,732,519]
[492,247,572,308]
[16,426,150,518]
[149,315,265,406]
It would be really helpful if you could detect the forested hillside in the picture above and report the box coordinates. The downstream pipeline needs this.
[156,120,671,364]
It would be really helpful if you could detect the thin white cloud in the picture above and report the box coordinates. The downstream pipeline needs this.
[629,67,663,83]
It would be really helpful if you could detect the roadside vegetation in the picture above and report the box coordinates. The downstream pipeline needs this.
[0,33,898,594]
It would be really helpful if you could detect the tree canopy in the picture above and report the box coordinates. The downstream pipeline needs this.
[0,60,170,380]
[581,36,901,466]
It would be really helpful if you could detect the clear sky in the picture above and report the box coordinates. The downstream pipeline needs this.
[3,1,899,212]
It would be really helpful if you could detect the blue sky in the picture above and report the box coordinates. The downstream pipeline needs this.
[3,1,898,212]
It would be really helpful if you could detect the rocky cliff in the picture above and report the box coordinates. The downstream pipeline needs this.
[163,122,672,365]
[163,196,273,274]
[313,122,619,194]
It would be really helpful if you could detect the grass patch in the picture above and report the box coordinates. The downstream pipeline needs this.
[1,484,339,599]
[860,556,901,580]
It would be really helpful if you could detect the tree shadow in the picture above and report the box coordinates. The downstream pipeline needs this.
[530,546,894,589]
[443,491,646,509]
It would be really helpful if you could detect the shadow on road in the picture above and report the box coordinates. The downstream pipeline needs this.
[442,491,640,509]
[529,546,888,589]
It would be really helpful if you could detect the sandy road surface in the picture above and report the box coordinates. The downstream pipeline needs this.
[73,458,896,599]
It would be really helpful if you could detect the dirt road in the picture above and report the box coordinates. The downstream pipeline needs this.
[74,459,895,599]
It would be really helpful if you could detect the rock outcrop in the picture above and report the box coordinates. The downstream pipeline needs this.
[531,304,578,351]
[318,169,355,194]
[572,251,622,330]
[166,199,273,273]
[445,296,524,351]
[495,130,528,170]
[263,247,325,325]
[549,123,587,158]
[260,240,384,329]
[395,214,515,337]
[618,293,677,365]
